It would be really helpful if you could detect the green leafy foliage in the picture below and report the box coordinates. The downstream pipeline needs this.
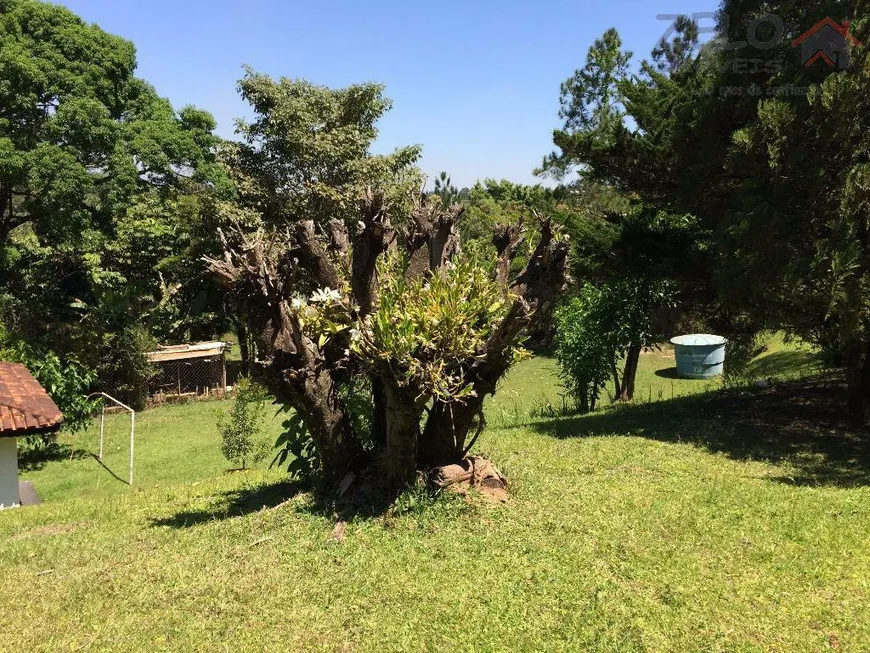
[460,179,559,244]
[0,324,97,450]
[0,0,229,404]
[543,7,870,417]
[538,27,632,180]
[554,289,614,412]
[555,279,673,411]
[217,377,271,470]
[224,68,423,230]
[361,254,519,402]
[271,410,318,482]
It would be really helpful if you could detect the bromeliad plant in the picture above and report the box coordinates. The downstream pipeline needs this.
[207,192,568,486]
[361,255,518,404]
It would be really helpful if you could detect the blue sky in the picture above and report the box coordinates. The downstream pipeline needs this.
[57,0,716,188]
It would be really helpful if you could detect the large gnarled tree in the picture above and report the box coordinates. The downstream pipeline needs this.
[208,192,567,484]
[207,71,568,484]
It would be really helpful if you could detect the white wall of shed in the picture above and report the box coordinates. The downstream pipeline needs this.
[0,437,19,509]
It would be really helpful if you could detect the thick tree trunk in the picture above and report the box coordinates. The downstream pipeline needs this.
[579,387,590,413]
[620,344,642,401]
[382,381,424,484]
[419,370,497,466]
[270,349,360,482]
[371,377,388,450]
[235,314,251,376]
[419,402,467,466]
[847,337,870,425]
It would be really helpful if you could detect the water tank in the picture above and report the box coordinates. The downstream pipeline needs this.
[670,334,727,379]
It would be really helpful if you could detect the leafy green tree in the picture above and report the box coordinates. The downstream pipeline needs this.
[0,0,222,249]
[0,0,228,401]
[544,4,870,421]
[555,278,673,410]
[221,68,423,230]
[538,28,632,181]
[651,14,700,75]
[460,179,559,242]
[210,191,568,485]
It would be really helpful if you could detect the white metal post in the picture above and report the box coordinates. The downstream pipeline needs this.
[98,404,105,461]
[129,410,135,486]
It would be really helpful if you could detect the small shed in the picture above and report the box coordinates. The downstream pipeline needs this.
[146,341,230,398]
[0,362,63,509]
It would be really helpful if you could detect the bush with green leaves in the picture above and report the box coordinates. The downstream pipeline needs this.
[358,255,520,404]
[217,377,271,470]
[554,279,673,411]
[554,288,614,412]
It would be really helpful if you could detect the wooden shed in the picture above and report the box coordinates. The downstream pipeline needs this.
[0,362,63,509]
[146,341,230,398]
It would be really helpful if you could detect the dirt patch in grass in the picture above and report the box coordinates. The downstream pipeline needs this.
[9,522,89,541]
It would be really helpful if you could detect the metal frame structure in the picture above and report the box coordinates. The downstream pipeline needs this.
[86,392,136,485]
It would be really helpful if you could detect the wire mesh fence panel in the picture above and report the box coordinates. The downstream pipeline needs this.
[149,357,227,399]
[93,341,239,407]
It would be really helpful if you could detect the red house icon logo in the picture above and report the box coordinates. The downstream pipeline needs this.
[792,18,862,68]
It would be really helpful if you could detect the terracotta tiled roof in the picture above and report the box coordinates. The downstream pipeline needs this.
[0,362,63,437]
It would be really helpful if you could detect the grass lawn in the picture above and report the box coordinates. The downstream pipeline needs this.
[3,337,869,651]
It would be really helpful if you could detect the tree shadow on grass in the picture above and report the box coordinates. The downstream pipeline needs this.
[150,476,399,529]
[532,377,870,487]
[743,350,820,378]
[18,443,88,472]
[150,479,307,528]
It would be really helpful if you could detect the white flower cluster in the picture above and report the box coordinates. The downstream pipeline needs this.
[290,287,343,312]
[310,287,343,304]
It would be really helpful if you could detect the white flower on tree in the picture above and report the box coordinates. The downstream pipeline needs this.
[309,287,342,304]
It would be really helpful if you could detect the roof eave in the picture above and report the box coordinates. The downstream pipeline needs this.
[0,422,64,439]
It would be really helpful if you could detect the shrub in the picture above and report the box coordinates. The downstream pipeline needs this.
[217,377,271,469]
[553,289,613,412]
[554,279,673,410]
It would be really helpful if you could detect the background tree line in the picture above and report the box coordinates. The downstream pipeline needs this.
[539,0,870,421]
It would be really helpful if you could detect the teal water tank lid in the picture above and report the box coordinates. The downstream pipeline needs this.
[670,334,727,346]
